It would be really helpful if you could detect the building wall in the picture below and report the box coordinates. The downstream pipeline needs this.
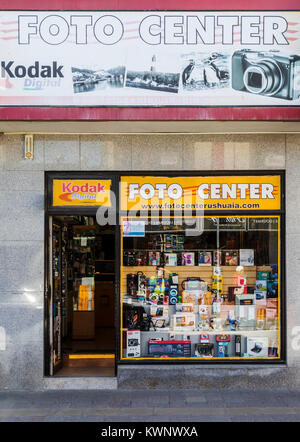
[0,132,298,390]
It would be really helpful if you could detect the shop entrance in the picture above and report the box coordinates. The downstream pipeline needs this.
[47,215,116,377]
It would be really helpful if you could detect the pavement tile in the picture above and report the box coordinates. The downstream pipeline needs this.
[0,400,15,409]
[0,417,45,422]
[86,407,153,417]
[230,416,275,422]
[185,396,207,405]
[1,390,300,422]
[184,416,232,422]
[168,392,188,407]
[271,415,300,422]
[107,397,131,408]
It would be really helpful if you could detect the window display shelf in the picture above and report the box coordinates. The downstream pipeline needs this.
[121,215,280,361]
[123,328,277,334]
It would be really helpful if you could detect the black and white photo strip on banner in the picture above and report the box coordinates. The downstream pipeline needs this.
[1,11,300,106]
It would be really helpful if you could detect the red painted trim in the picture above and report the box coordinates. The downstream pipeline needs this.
[0,107,299,121]
[0,0,299,10]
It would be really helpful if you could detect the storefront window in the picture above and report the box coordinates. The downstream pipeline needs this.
[120,175,282,362]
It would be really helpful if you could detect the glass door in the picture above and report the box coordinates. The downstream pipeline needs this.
[48,217,63,375]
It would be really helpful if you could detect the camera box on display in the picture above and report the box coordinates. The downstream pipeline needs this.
[126,330,141,358]
[255,290,267,305]
[256,280,267,291]
[195,343,214,357]
[247,337,269,357]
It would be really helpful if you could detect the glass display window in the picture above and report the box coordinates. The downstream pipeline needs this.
[120,215,281,362]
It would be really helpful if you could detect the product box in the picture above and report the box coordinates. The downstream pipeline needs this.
[176,303,194,313]
[213,266,222,276]
[164,253,177,266]
[235,335,242,357]
[183,278,207,291]
[267,278,278,298]
[182,290,203,305]
[200,333,210,344]
[247,336,269,357]
[148,340,191,357]
[173,313,195,330]
[257,271,270,280]
[266,308,278,319]
[234,274,247,294]
[266,299,278,309]
[169,284,179,304]
[266,308,278,330]
[195,343,214,357]
[212,275,223,286]
[213,250,222,266]
[256,280,267,291]
[224,251,238,266]
[148,251,160,266]
[235,294,256,330]
[198,251,212,266]
[151,305,169,317]
[239,249,254,266]
[198,306,210,331]
[151,316,170,328]
[216,335,231,357]
[212,274,223,296]
[126,330,141,358]
[255,290,267,305]
[182,252,195,266]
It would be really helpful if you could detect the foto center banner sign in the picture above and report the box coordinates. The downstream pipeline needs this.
[53,179,112,206]
[0,11,300,107]
[120,176,281,211]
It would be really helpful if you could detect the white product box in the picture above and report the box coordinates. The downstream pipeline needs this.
[247,336,269,357]
[126,330,141,358]
[239,249,255,266]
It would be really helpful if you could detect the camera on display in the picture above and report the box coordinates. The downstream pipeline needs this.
[232,49,300,100]
[128,339,139,347]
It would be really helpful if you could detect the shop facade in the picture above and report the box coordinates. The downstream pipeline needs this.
[0,1,300,390]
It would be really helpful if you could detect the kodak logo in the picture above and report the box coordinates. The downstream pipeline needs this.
[62,182,106,193]
[0,61,64,78]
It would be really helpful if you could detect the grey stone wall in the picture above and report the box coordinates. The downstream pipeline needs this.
[0,132,298,390]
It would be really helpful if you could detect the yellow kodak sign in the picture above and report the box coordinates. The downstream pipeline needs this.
[53,179,112,206]
[121,176,281,211]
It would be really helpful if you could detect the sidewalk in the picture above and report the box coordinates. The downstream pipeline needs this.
[0,389,300,422]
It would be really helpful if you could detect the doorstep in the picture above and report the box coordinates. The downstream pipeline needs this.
[42,376,117,390]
